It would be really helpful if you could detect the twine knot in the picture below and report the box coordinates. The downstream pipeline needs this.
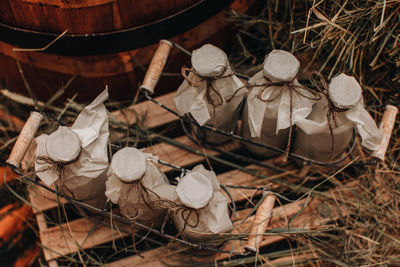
[120,179,200,233]
[120,179,155,221]
[309,71,351,159]
[36,154,80,198]
[252,76,320,103]
[181,66,236,108]
[247,75,320,161]
[152,194,200,232]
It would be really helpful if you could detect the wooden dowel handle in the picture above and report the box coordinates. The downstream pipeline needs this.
[140,40,173,95]
[372,105,398,161]
[6,112,43,168]
[245,193,276,253]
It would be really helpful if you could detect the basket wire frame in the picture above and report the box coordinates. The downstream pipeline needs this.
[142,40,360,168]
[7,39,380,262]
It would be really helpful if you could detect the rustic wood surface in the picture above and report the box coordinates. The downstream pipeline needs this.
[107,181,356,266]
[25,91,358,266]
[0,0,198,34]
[0,0,255,102]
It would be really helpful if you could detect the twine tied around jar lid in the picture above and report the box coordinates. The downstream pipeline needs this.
[36,126,82,198]
[309,71,361,159]
[180,44,244,127]
[119,180,201,235]
[181,66,236,109]
[112,148,200,235]
[245,51,321,160]
[112,147,150,221]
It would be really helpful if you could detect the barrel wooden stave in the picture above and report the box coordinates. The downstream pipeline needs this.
[0,0,198,34]
[0,0,257,103]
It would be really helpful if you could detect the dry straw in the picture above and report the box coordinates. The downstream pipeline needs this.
[229,0,399,105]
[227,0,400,265]
[0,1,399,265]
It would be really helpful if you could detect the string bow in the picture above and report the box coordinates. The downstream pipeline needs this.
[181,66,236,108]
[247,75,320,160]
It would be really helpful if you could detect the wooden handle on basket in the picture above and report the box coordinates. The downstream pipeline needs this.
[6,112,43,168]
[140,40,173,95]
[245,193,276,253]
[372,105,398,161]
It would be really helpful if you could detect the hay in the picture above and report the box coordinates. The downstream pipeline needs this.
[228,0,400,265]
[229,0,400,103]
[0,1,399,265]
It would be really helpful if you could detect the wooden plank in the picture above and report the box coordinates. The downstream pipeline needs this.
[107,199,321,266]
[40,218,130,261]
[110,92,177,128]
[33,166,274,261]
[218,164,296,203]
[28,184,60,266]
[106,182,356,266]
[34,162,350,265]
[214,181,356,261]
[108,249,318,267]
[267,253,318,265]
[106,247,167,267]
[34,168,279,262]
[36,175,356,263]
[214,198,343,261]
[148,136,241,173]
[37,213,58,266]
[28,184,67,215]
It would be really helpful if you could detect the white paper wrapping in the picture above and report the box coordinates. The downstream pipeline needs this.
[246,71,315,137]
[105,150,169,225]
[35,89,110,207]
[156,165,233,241]
[105,152,166,204]
[174,44,246,144]
[174,68,245,126]
[294,96,383,162]
[242,70,316,156]
[345,100,383,150]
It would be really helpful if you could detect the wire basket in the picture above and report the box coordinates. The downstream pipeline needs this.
[5,39,395,266]
[140,40,362,169]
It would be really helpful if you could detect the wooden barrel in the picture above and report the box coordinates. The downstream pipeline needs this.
[0,0,257,103]
[0,0,200,34]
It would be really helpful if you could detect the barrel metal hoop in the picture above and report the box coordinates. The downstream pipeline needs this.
[0,0,232,56]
